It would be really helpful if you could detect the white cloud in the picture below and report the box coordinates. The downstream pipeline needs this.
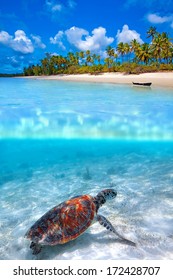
[65,27,88,47]
[147,13,173,24]
[147,13,173,29]
[31,35,46,49]
[45,0,76,13]
[68,0,76,9]
[52,4,62,11]
[0,31,12,44]
[116,24,143,44]
[65,26,114,51]
[0,30,34,54]
[50,52,59,56]
[45,1,62,12]
[2,55,26,71]
[0,30,46,54]
[50,30,66,50]
[7,56,19,67]
[11,30,34,53]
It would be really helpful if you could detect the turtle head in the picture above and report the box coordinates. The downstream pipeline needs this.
[93,189,117,212]
[99,189,117,200]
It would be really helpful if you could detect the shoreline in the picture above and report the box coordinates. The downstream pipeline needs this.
[23,72,173,88]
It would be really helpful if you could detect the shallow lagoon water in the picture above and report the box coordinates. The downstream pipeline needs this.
[0,78,173,259]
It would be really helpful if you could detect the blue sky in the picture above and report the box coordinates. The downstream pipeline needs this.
[0,0,173,73]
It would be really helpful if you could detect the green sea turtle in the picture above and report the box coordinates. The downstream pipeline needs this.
[25,189,135,254]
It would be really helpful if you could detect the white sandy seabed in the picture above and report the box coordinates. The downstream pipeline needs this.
[1,140,173,260]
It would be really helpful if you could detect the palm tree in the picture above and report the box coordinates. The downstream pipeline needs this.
[92,53,98,65]
[79,51,85,59]
[41,57,50,75]
[151,34,164,63]
[160,32,173,63]
[85,50,91,58]
[25,65,35,76]
[106,46,116,68]
[130,39,140,52]
[79,51,85,65]
[147,26,157,42]
[106,46,115,58]
[104,57,113,69]
[85,50,92,65]
[124,43,131,61]
[169,46,173,63]
[97,54,101,64]
[67,52,78,66]
[114,53,118,64]
[136,43,151,65]
[33,64,42,76]
[86,54,93,65]
[130,39,141,62]
[50,55,67,73]
[116,42,126,63]
[75,52,80,65]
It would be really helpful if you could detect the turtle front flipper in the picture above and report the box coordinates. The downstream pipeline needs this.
[96,214,136,246]
[30,242,42,255]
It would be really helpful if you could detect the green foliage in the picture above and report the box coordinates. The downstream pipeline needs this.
[159,63,173,71]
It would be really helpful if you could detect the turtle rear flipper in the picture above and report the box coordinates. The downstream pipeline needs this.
[96,214,136,246]
[30,242,42,255]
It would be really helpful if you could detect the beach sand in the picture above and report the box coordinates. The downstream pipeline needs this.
[30,72,173,88]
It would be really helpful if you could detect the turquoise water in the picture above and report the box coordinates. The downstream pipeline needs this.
[0,78,173,259]
[1,78,173,140]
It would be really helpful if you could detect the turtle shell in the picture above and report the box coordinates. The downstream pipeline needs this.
[25,194,96,245]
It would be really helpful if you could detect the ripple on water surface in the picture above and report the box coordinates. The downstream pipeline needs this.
[0,78,173,140]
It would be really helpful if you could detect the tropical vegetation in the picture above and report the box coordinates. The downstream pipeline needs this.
[23,27,173,76]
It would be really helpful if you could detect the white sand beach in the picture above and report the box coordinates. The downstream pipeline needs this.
[32,72,173,88]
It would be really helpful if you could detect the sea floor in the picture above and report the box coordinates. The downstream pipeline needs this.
[1,140,173,260]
